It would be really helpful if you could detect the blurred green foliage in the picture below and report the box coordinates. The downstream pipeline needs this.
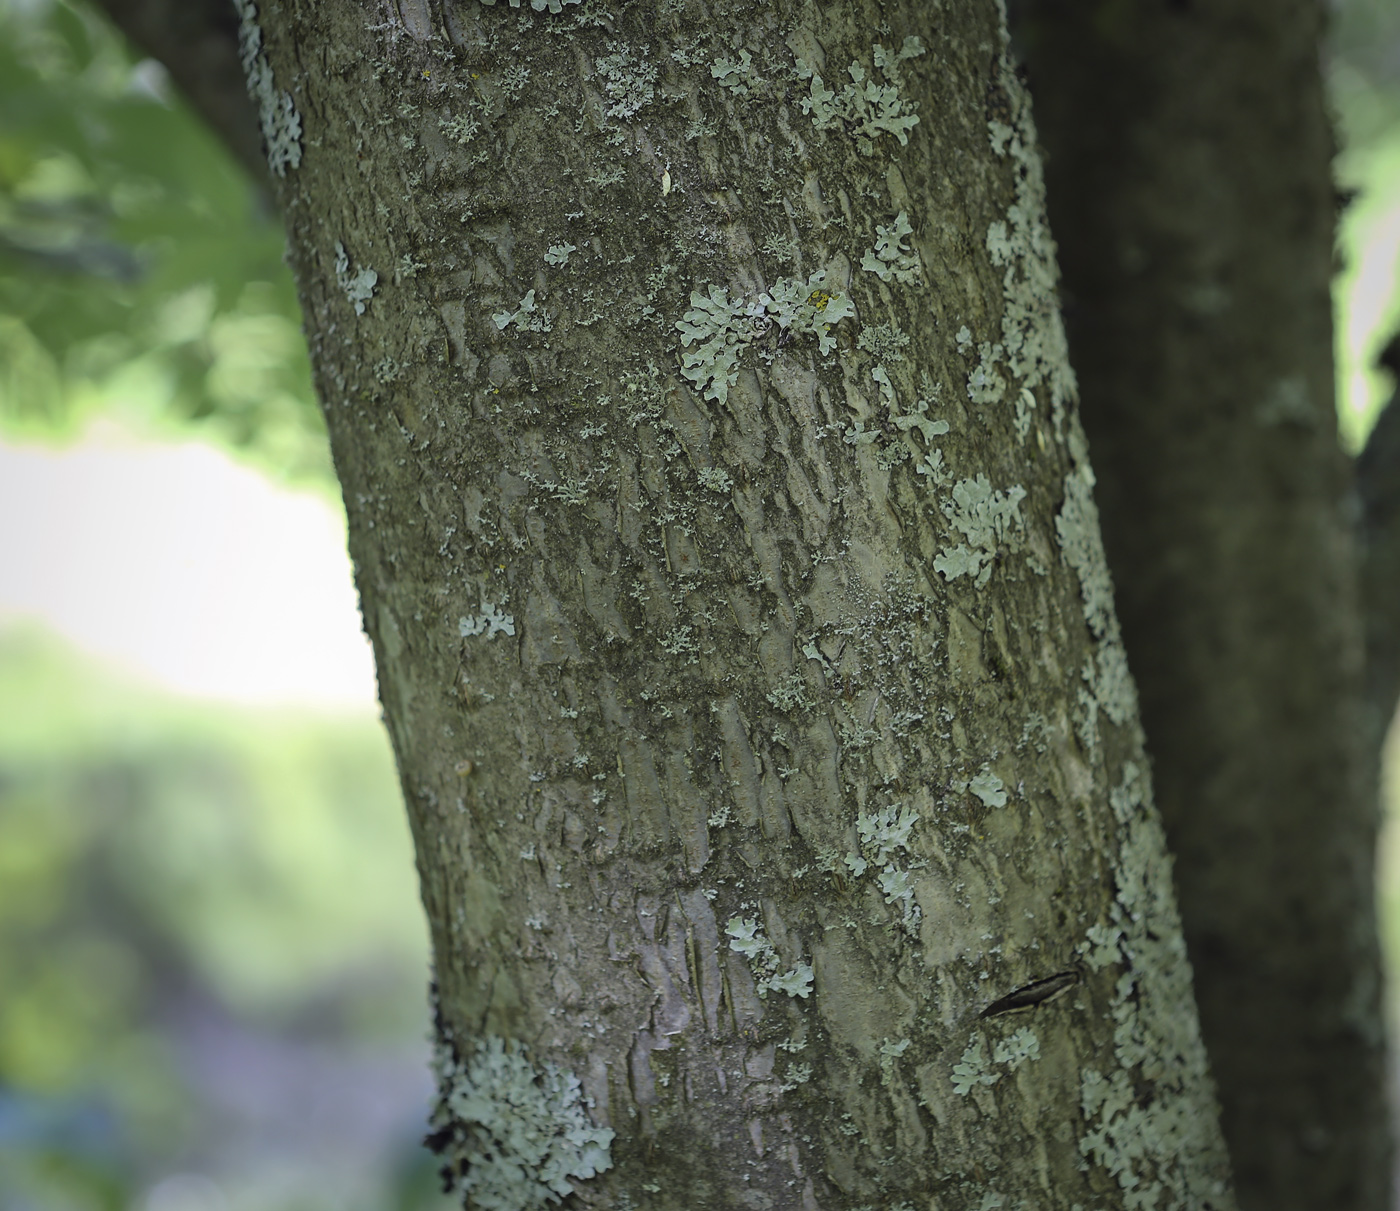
[0,626,428,1032]
[1330,0,1400,448]
[0,625,440,1209]
[0,0,327,483]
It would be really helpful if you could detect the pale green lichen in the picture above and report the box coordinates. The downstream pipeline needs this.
[1057,429,1141,734]
[711,50,761,96]
[860,212,921,284]
[766,671,814,714]
[967,341,1007,406]
[1077,763,1234,1210]
[234,0,302,178]
[856,803,918,865]
[879,1037,910,1068]
[478,0,581,10]
[544,242,576,267]
[494,289,551,333]
[761,231,799,263]
[1081,921,1124,972]
[933,475,1027,588]
[441,112,481,144]
[877,867,916,918]
[430,1033,614,1210]
[969,38,1078,442]
[459,599,516,639]
[878,1037,911,1090]
[725,916,813,999]
[953,1028,1040,1099]
[1056,435,1116,642]
[675,271,854,405]
[795,37,926,152]
[843,419,880,448]
[725,916,767,960]
[951,1039,1000,1096]
[897,399,949,446]
[975,20,1230,1190]
[857,321,911,365]
[696,465,733,492]
[967,768,1007,808]
[767,962,815,999]
[892,371,951,480]
[784,1061,813,1086]
[1086,639,1137,729]
[851,803,922,931]
[334,242,378,315]
[501,63,531,101]
[594,41,657,120]
[992,1027,1040,1070]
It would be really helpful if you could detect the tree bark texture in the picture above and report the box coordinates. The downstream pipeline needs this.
[1014,4,1391,1210]
[242,1,1235,1207]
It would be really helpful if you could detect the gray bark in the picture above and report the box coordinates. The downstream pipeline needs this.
[239,0,1235,1206]
[1013,4,1391,1209]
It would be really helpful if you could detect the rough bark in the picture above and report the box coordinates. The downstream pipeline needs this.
[1013,4,1390,1210]
[238,1,1236,1207]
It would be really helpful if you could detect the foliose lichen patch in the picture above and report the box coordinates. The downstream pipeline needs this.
[459,598,516,639]
[933,474,1027,587]
[854,802,922,931]
[725,915,815,999]
[334,241,378,316]
[860,211,922,284]
[675,271,853,405]
[430,1033,615,1209]
[1077,764,1232,1210]
[478,0,582,10]
[971,49,1077,442]
[234,0,302,178]
[795,37,926,153]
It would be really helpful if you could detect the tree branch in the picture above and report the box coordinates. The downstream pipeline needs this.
[1016,2,1391,1207]
[87,0,269,188]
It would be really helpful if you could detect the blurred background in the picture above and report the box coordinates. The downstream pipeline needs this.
[0,0,1397,1208]
[0,1,448,1207]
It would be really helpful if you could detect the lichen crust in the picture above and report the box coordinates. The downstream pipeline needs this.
[430,1033,615,1209]
[234,0,302,178]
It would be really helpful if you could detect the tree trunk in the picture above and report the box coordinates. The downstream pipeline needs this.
[236,1,1234,1206]
[1014,5,1391,1209]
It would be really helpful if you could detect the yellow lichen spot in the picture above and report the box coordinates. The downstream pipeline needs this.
[808,290,833,311]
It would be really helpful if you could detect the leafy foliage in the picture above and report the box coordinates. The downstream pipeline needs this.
[0,0,326,481]
[0,624,438,1208]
